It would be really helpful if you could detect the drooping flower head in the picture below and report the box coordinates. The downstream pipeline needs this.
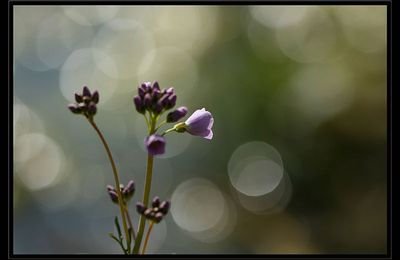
[144,134,166,156]
[175,108,214,140]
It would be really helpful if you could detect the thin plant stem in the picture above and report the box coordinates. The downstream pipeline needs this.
[87,118,131,253]
[154,120,167,132]
[132,116,156,254]
[124,205,136,240]
[161,127,175,136]
[141,222,154,255]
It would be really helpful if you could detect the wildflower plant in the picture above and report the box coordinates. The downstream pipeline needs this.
[68,81,213,254]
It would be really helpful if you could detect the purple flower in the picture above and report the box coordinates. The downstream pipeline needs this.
[144,134,166,155]
[166,106,188,123]
[184,108,214,140]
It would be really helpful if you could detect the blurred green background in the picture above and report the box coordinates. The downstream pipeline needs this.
[13,5,387,254]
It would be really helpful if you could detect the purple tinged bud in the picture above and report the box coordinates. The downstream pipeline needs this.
[122,180,135,199]
[144,93,152,108]
[144,208,152,217]
[141,82,151,92]
[75,93,83,103]
[138,87,145,97]
[154,212,163,223]
[106,185,115,192]
[108,190,119,203]
[166,94,177,109]
[166,106,188,123]
[152,197,160,208]
[144,134,166,156]
[68,104,81,114]
[133,95,145,114]
[92,91,99,104]
[82,86,91,97]
[88,102,97,115]
[159,201,170,214]
[136,202,147,214]
[152,81,160,91]
[159,94,170,107]
[166,87,174,94]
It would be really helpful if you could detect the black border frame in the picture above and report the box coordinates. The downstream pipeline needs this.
[7,0,392,258]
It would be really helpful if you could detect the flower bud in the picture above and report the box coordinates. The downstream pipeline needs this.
[108,190,119,203]
[133,95,145,114]
[122,180,135,200]
[74,93,83,103]
[82,86,91,97]
[152,196,160,208]
[91,91,99,104]
[152,81,160,91]
[166,106,188,123]
[68,104,81,114]
[144,208,152,217]
[87,102,97,116]
[154,212,163,223]
[166,94,177,109]
[144,93,152,108]
[159,201,170,214]
[136,203,146,215]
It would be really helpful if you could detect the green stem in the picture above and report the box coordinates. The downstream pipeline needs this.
[161,127,176,136]
[87,119,131,253]
[133,116,157,254]
[141,222,154,254]
[124,205,136,240]
[154,120,167,132]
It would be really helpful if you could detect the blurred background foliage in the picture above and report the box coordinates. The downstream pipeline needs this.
[13,5,387,254]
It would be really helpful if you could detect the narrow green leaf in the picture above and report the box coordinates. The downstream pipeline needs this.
[114,216,122,239]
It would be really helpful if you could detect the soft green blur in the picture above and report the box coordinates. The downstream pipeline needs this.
[13,5,387,254]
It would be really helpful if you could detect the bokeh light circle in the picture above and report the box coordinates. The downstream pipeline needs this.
[250,6,311,29]
[171,178,226,232]
[63,6,119,26]
[93,18,155,79]
[228,141,284,196]
[275,7,337,63]
[36,13,95,69]
[15,133,66,191]
[59,48,118,103]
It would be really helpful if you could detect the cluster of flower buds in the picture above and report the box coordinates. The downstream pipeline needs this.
[106,180,135,204]
[133,81,177,115]
[136,197,170,223]
[68,86,99,118]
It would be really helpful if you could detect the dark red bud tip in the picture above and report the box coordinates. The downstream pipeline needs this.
[75,93,83,103]
[92,91,99,104]
[82,86,91,97]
